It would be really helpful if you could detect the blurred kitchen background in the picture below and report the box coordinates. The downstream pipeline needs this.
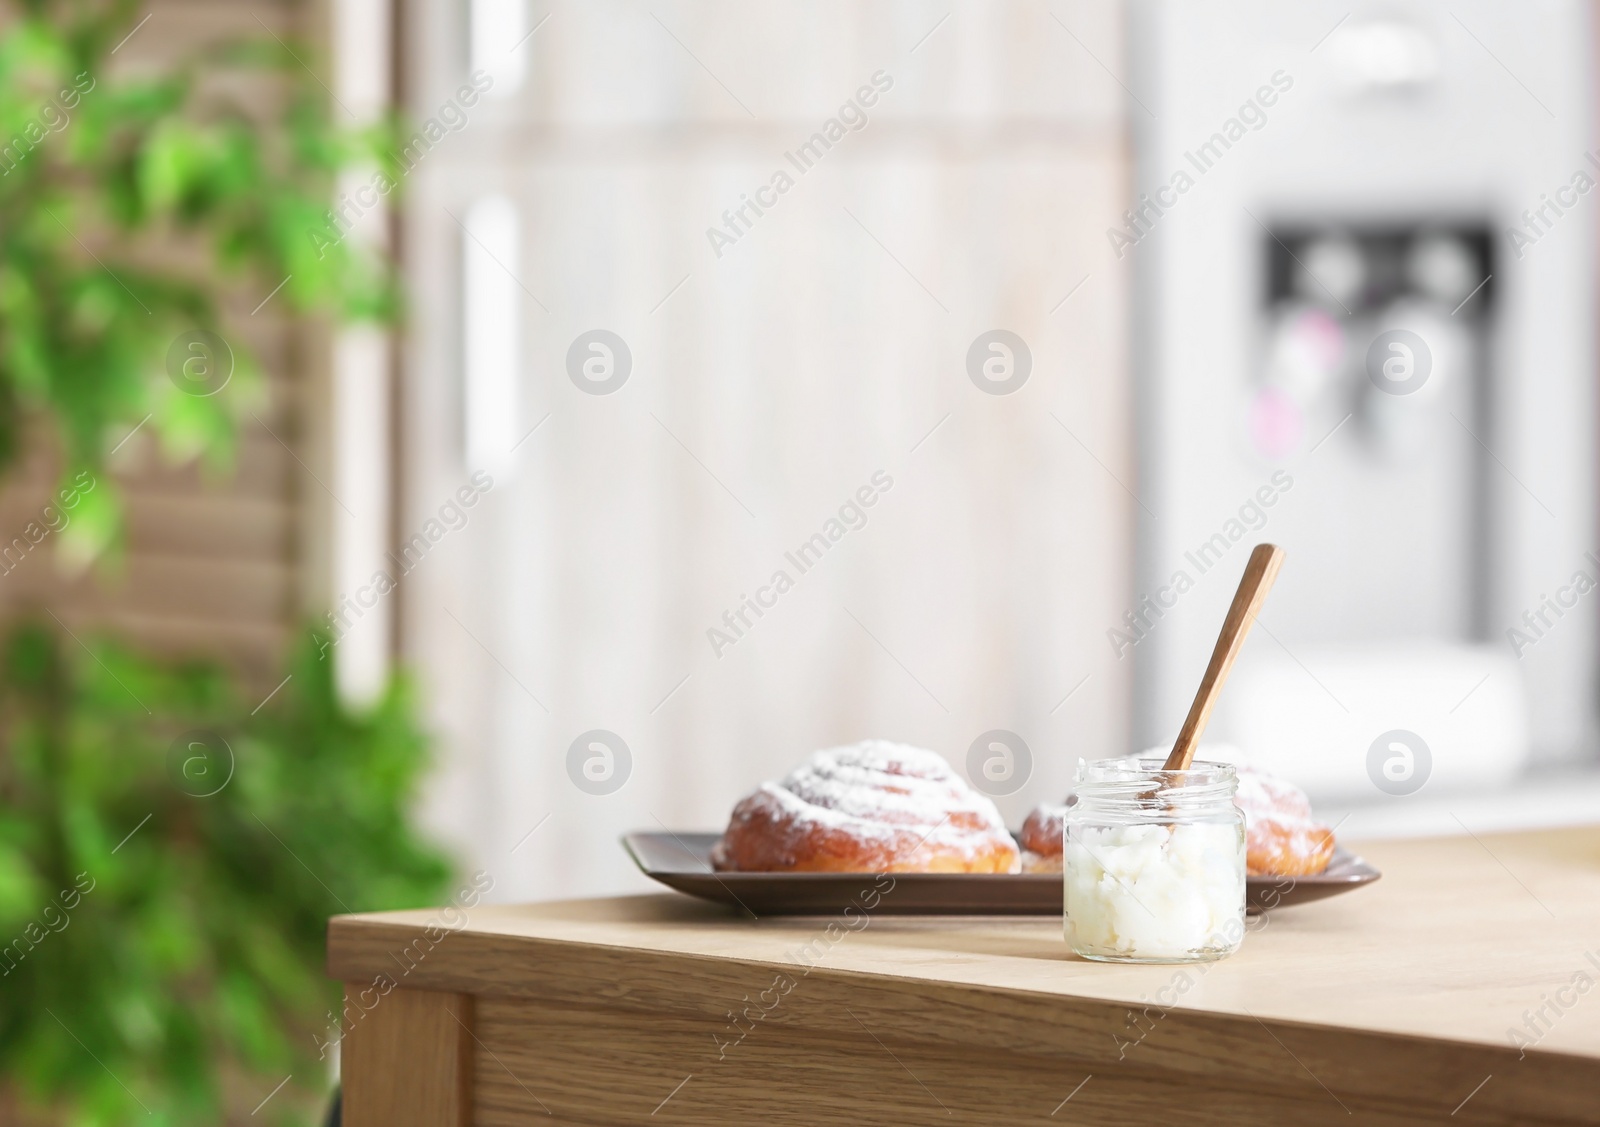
[9,0,1600,952]
[389,0,1599,903]
[33,0,1597,906]
[5,0,1598,1119]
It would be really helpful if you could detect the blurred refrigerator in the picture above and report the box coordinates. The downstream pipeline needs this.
[1126,0,1596,808]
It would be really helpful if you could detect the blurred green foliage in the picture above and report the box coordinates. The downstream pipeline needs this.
[0,2,449,1125]
[0,0,399,564]
[0,625,452,1125]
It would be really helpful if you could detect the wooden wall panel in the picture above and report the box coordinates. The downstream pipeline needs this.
[401,0,1137,901]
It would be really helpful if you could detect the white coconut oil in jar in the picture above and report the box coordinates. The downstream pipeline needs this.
[1064,758,1246,964]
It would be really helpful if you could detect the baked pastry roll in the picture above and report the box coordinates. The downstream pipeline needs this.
[712,740,1021,874]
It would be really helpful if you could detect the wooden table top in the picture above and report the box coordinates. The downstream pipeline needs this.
[330,827,1600,1062]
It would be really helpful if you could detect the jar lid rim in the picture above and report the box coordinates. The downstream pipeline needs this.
[1076,755,1238,781]
[1073,757,1240,802]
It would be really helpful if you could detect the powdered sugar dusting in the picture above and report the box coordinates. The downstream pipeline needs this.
[777,741,1009,858]
[1235,766,1314,822]
[714,740,1020,871]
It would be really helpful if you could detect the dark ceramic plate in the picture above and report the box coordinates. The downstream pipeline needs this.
[622,831,1381,916]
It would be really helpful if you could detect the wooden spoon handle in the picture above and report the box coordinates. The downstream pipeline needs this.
[1163,543,1285,773]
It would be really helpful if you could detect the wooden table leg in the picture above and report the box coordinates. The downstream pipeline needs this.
[341,984,473,1127]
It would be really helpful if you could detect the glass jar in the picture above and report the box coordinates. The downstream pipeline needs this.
[1064,758,1246,964]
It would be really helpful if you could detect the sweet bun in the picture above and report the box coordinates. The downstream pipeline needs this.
[1236,766,1335,877]
[712,740,1021,874]
[1018,802,1068,873]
